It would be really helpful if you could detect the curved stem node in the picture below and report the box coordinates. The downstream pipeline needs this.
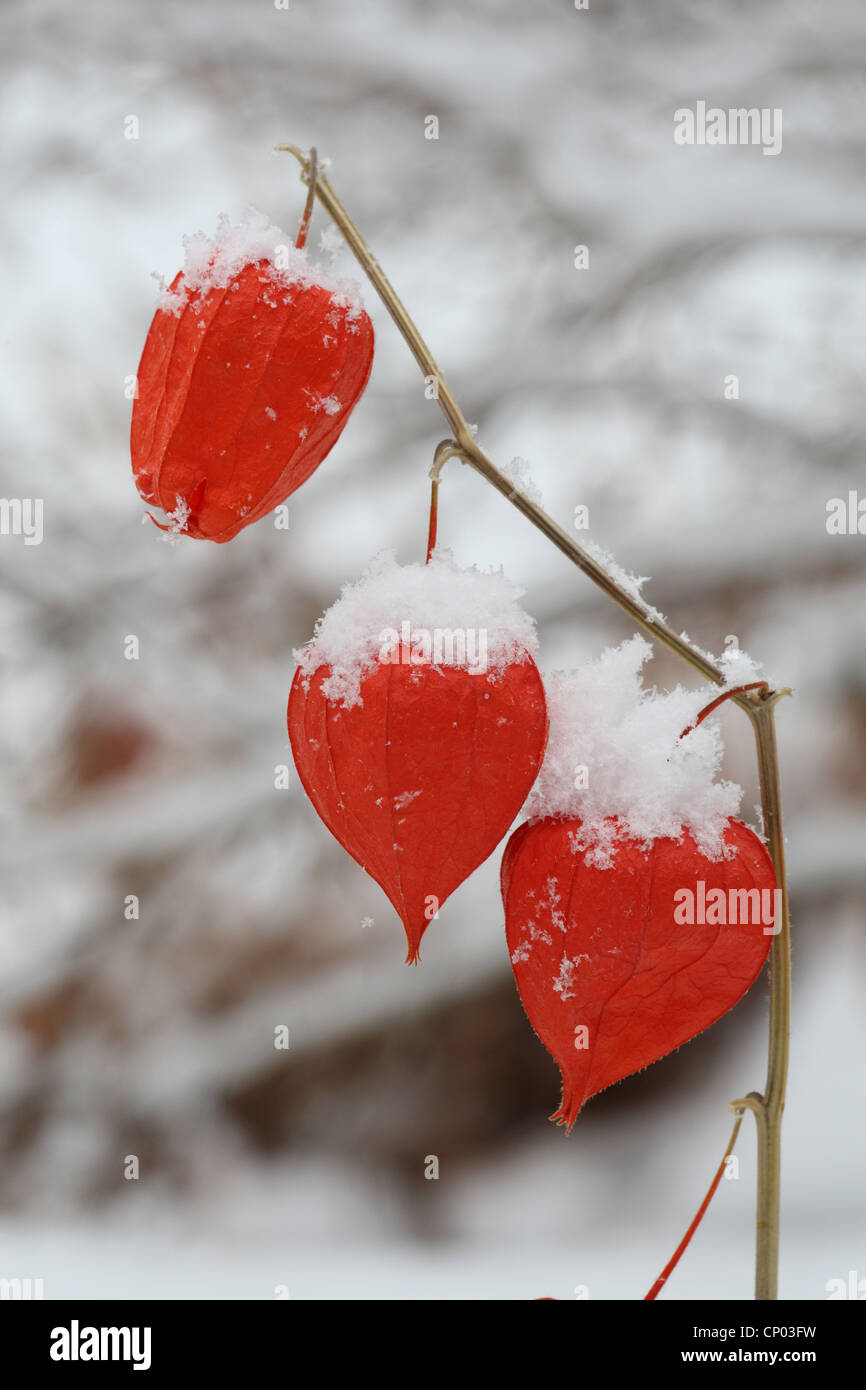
[426,441,472,561]
[729,1092,764,1117]
[429,439,470,480]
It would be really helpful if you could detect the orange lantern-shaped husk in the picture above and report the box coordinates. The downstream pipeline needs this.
[131,214,374,541]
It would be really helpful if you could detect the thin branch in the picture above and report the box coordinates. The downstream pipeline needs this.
[275,144,758,700]
[745,701,791,1300]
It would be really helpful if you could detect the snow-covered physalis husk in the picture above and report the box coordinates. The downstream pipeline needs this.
[291,656,547,962]
[502,817,776,1131]
[287,553,548,962]
[131,211,374,542]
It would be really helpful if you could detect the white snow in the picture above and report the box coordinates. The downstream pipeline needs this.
[151,494,191,544]
[294,549,539,708]
[319,223,346,263]
[155,207,366,320]
[552,952,590,1001]
[584,539,664,622]
[525,635,744,864]
[163,495,190,532]
[501,456,543,506]
[393,789,422,810]
[719,644,764,686]
[305,390,343,416]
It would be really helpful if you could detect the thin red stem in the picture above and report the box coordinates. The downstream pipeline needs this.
[679,682,768,741]
[425,477,439,563]
[644,1112,744,1300]
[295,147,318,250]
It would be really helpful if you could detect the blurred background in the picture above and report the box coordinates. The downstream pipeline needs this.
[1,0,864,1300]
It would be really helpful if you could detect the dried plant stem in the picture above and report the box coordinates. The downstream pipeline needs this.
[277,144,792,1301]
[734,693,792,1300]
[276,146,733,689]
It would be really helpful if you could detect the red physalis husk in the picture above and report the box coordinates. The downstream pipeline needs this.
[131,261,373,541]
[289,650,548,963]
[502,816,776,1131]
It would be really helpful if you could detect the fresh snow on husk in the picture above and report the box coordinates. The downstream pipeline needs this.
[526,635,746,865]
[294,549,539,708]
[155,207,366,320]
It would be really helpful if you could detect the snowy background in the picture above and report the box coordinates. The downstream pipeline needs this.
[1,0,865,1299]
